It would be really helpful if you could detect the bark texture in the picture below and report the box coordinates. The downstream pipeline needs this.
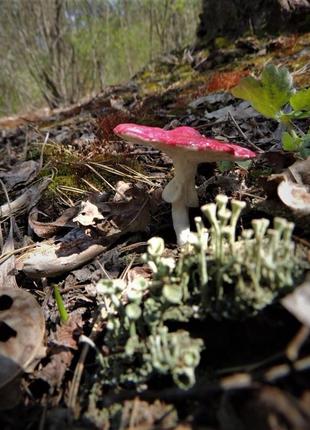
[197,0,310,46]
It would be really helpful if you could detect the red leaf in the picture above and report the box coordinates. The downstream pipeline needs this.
[207,70,250,92]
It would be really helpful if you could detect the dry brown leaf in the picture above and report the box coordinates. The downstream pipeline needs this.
[16,228,106,279]
[29,206,78,238]
[0,160,40,190]
[0,221,18,289]
[118,399,177,430]
[18,183,150,279]
[0,288,46,389]
[51,312,83,350]
[281,273,310,327]
[100,182,150,235]
[36,349,72,390]
[0,178,51,220]
[37,313,83,389]
[74,182,151,236]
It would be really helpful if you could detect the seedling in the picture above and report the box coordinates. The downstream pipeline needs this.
[53,285,69,323]
[232,64,310,157]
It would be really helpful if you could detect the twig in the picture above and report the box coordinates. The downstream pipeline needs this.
[85,163,127,198]
[39,132,49,170]
[286,325,310,362]
[67,311,102,417]
[228,111,262,153]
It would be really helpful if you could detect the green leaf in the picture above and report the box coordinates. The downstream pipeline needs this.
[217,160,234,172]
[281,131,302,152]
[236,160,253,170]
[231,64,293,119]
[300,146,310,158]
[299,131,310,158]
[290,88,310,111]
[282,110,310,120]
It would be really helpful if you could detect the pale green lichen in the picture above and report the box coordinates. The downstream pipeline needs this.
[96,194,304,390]
[96,273,203,389]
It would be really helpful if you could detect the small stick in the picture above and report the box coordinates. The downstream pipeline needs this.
[228,111,262,153]
[286,325,310,362]
[67,311,102,417]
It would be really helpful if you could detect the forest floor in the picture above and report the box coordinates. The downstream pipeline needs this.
[0,32,310,430]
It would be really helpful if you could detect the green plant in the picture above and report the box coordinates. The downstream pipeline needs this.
[95,195,304,390]
[53,285,69,323]
[96,275,203,389]
[231,64,310,157]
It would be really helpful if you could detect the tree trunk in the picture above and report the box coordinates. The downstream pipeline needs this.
[197,0,310,46]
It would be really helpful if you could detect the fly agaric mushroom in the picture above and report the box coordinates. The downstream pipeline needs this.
[114,123,256,245]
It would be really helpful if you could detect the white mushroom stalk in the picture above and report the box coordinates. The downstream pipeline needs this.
[162,155,199,245]
[113,123,256,246]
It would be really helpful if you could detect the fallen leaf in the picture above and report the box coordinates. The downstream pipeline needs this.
[188,92,233,110]
[0,220,18,289]
[16,228,106,279]
[281,273,310,327]
[0,178,51,220]
[127,265,152,283]
[37,312,83,389]
[72,200,104,227]
[51,312,83,350]
[117,399,177,430]
[277,180,310,214]
[205,101,259,122]
[271,157,310,214]
[113,180,133,202]
[0,288,46,390]
[18,184,150,279]
[74,182,151,236]
[29,206,78,238]
[96,111,132,142]
[208,70,250,92]
[36,349,72,390]
[0,160,40,190]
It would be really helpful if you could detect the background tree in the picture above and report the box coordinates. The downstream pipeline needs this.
[0,0,201,115]
[197,0,310,47]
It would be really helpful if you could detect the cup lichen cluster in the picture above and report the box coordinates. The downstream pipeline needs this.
[96,194,302,389]
[96,275,203,389]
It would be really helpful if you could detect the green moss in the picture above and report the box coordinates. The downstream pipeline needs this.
[215,36,232,49]
[49,175,80,190]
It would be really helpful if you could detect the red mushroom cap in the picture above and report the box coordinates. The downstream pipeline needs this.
[114,123,256,160]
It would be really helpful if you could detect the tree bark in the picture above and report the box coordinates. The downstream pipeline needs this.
[197,0,310,46]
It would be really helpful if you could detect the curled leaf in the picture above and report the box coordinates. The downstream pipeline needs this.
[274,157,310,214]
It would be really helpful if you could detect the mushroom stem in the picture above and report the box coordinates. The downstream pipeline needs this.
[171,198,191,245]
[162,156,198,245]
[162,156,198,207]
